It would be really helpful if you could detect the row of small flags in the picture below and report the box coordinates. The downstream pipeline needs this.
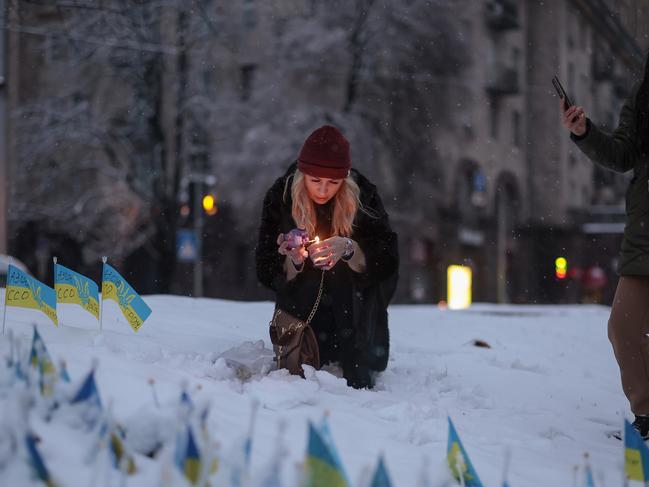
[4,326,396,487]
[6,327,649,486]
[2,258,152,334]
[447,417,649,487]
[4,327,123,487]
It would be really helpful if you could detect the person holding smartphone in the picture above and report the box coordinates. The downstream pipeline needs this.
[255,125,399,388]
[560,53,649,439]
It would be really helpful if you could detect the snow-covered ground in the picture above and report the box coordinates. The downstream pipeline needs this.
[0,295,631,486]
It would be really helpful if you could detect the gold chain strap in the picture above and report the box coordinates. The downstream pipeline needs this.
[306,270,325,325]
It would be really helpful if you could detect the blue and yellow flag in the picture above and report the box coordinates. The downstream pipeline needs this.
[583,454,595,487]
[175,425,202,485]
[624,418,649,481]
[101,263,151,332]
[29,327,55,373]
[29,327,57,396]
[447,418,484,487]
[108,426,136,474]
[584,466,595,487]
[305,422,349,487]
[26,433,56,487]
[180,389,194,412]
[6,265,57,325]
[319,414,350,485]
[54,263,99,320]
[59,360,71,383]
[71,368,102,410]
[370,455,393,487]
[70,368,103,429]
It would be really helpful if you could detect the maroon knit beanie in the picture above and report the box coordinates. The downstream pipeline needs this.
[297,125,351,179]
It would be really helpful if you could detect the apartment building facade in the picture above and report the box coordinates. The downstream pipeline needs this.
[6,0,649,304]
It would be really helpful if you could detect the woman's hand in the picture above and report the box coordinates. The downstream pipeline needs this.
[277,233,308,266]
[308,236,350,271]
[561,100,587,137]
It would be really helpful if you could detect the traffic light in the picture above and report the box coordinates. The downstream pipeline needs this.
[555,257,567,280]
[202,193,217,216]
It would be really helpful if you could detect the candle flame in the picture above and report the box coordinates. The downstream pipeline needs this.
[314,236,320,243]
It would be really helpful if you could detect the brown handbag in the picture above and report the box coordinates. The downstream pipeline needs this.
[269,270,324,376]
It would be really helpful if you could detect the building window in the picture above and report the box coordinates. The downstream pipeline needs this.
[579,15,588,49]
[512,110,521,147]
[45,36,69,63]
[72,92,85,105]
[203,69,212,90]
[240,64,256,101]
[461,19,473,46]
[512,47,520,71]
[566,6,575,49]
[242,0,257,29]
[490,101,499,139]
[458,164,487,214]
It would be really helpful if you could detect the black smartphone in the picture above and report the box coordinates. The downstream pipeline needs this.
[552,76,573,108]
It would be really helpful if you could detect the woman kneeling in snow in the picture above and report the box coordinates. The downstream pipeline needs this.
[255,125,399,389]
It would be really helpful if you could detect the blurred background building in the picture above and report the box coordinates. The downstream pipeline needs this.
[2,0,649,305]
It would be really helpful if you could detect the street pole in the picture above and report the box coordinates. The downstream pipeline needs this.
[496,195,507,303]
[0,0,8,255]
[193,179,203,298]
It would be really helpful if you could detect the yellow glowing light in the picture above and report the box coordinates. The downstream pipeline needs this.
[202,194,217,215]
[447,265,472,310]
[555,257,567,270]
[314,236,320,243]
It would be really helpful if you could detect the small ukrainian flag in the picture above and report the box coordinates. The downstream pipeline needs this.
[624,418,649,481]
[175,425,202,485]
[305,422,349,487]
[370,455,393,487]
[5,264,57,325]
[25,433,56,487]
[29,327,55,373]
[101,263,151,332]
[319,414,350,485]
[71,368,103,408]
[29,327,57,396]
[70,368,103,429]
[108,427,136,475]
[447,417,484,487]
[54,263,99,320]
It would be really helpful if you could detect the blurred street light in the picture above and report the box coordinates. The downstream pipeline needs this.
[555,257,568,280]
[202,194,217,216]
[447,265,472,310]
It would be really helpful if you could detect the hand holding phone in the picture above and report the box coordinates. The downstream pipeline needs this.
[554,76,587,137]
[552,76,573,108]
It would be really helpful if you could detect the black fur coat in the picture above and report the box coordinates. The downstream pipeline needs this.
[255,163,399,388]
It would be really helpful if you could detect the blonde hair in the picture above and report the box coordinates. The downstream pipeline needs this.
[283,170,362,237]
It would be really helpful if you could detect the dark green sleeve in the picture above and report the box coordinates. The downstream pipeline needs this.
[571,85,639,173]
